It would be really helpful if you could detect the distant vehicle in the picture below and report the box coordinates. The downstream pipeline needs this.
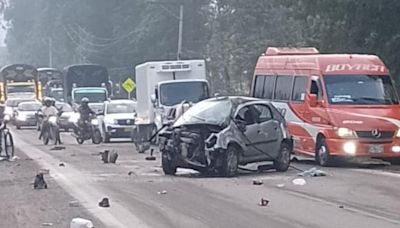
[0,64,42,101]
[5,98,37,122]
[38,68,64,100]
[159,96,292,176]
[98,99,136,143]
[132,59,210,153]
[251,47,400,166]
[63,64,111,110]
[14,101,41,129]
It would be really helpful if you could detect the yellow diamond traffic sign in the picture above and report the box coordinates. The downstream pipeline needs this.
[122,78,136,93]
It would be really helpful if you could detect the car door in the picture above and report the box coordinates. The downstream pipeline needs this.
[234,105,263,157]
[252,103,281,159]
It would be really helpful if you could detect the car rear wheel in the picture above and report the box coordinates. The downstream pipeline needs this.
[220,146,239,177]
[274,142,291,172]
[316,138,333,167]
[162,152,177,175]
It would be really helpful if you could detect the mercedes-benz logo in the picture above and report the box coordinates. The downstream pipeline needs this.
[371,129,381,138]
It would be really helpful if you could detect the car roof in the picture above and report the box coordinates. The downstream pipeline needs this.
[207,96,263,104]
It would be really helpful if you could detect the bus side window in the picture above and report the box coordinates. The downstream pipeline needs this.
[310,79,322,100]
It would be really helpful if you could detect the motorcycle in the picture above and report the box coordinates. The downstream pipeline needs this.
[41,115,61,145]
[72,115,102,144]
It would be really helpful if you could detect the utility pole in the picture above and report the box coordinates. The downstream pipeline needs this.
[150,1,184,60]
[177,3,183,60]
[48,37,53,67]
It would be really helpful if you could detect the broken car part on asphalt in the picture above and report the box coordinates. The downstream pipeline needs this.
[34,173,48,189]
[259,198,269,206]
[252,179,263,185]
[98,197,110,207]
[298,167,327,177]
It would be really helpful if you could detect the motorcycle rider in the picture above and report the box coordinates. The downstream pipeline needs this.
[77,97,96,136]
[38,97,58,140]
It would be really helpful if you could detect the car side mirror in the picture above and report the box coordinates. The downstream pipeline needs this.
[235,119,247,132]
[308,94,318,107]
[150,94,157,104]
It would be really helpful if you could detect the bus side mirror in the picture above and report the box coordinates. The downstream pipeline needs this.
[308,94,318,107]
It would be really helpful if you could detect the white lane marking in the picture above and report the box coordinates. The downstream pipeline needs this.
[350,168,400,178]
[13,133,150,228]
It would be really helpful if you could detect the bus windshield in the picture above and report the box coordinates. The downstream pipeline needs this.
[7,84,35,94]
[159,81,209,106]
[324,75,399,105]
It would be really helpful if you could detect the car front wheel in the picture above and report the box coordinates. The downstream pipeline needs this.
[316,138,333,167]
[220,146,239,177]
[274,142,291,172]
[162,152,177,175]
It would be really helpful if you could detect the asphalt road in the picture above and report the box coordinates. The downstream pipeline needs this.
[3,127,400,228]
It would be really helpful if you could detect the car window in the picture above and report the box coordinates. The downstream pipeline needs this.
[311,78,323,100]
[253,104,273,122]
[236,106,256,125]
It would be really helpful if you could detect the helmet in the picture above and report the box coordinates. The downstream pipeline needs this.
[44,97,51,107]
[81,97,89,105]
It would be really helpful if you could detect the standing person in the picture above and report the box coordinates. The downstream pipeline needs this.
[38,97,58,140]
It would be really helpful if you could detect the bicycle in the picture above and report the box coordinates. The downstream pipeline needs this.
[0,118,15,159]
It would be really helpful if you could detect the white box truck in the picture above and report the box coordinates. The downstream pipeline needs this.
[132,59,210,153]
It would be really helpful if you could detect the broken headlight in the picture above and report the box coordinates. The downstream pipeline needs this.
[205,135,217,148]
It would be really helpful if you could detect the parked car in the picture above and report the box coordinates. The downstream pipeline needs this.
[98,99,137,143]
[159,96,293,177]
[14,101,42,129]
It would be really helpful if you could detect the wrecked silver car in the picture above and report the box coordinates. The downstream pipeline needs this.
[159,96,293,176]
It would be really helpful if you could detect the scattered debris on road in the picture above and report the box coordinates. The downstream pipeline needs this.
[70,218,94,228]
[109,151,118,164]
[59,162,65,167]
[34,173,48,189]
[298,167,327,177]
[145,149,156,161]
[50,146,66,151]
[157,190,168,195]
[39,169,50,175]
[100,150,109,163]
[98,197,110,207]
[128,171,136,176]
[69,200,80,207]
[339,205,345,209]
[277,183,285,188]
[252,179,263,185]
[41,222,53,226]
[292,178,306,186]
[259,198,269,206]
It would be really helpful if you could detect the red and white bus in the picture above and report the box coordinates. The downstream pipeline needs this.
[251,47,400,166]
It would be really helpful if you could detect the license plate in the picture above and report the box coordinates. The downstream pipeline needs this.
[124,128,132,132]
[368,144,383,153]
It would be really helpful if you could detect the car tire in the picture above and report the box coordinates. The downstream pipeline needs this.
[274,142,291,172]
[76,138,84,144]
[220,146,239,177]
[316,138,333,167]
[92,129,102,144]
[162,152,177,175]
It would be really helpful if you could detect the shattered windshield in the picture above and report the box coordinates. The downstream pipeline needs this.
[174,98,232,126]
[324,75,399,105]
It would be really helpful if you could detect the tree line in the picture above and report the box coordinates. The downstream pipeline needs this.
[4,0,400,94]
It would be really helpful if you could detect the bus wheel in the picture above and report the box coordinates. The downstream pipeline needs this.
[316,138,333,167]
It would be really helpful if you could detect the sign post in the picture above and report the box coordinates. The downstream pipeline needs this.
[122,78,136,99]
